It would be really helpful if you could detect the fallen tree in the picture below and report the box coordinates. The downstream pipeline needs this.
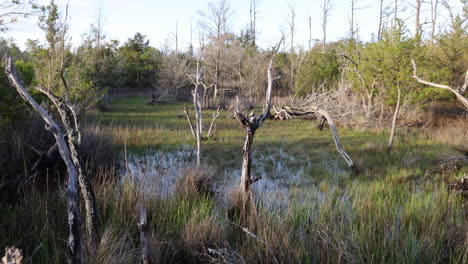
[272,104,356,171]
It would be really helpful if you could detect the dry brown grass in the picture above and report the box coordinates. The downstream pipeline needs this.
[427,115,468,147]
[174,166,215,198]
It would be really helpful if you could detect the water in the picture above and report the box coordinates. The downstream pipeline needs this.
[120,145,348,205]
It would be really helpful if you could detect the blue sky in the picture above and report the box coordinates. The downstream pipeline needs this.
[3,0,464,50]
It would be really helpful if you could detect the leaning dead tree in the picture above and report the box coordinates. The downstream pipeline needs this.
[272,97,356,171]
[35,86,100,253]
[310,107,356,170]
[234,38,283,211]
[5,57,84,264]
[411,59,468,111]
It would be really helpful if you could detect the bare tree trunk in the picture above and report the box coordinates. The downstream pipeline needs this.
[311,107,356,171]
[207,106,223,138]
[349,0,358,39]
[250,0,258,46]
[235,38,283,211]
[387,85,401,153]
[321,0,333,52]
[378,0,384,41]
[183,105,196,138]
[5,57,84,264]
[137,206,151,264]
[430,0,439,43]
[288,2,296,89]
[194,56,203,166]
[37,83,99,254]
[415,0,422,41]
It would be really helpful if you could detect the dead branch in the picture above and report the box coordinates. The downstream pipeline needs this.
[5,56,84,264]
[207,106,223,138]
[411,59,468,111]
[387,85,401,153]
[183,104,196,139]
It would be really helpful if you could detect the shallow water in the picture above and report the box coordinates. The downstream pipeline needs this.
[120,145,348,205]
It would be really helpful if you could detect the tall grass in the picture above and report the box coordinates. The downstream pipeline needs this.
[1,98,467,263]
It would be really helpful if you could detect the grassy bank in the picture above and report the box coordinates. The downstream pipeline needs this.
[1,97,467,263]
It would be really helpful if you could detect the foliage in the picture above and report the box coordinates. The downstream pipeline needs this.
[119,33,162,89]
[294,45,341,96]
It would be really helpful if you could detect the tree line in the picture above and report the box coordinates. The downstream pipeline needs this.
[0,0,467,124]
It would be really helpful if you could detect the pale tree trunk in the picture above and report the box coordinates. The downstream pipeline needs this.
[194,56,203,166]
[5,57,84,264]
[311,107,356,171]
[430,0,439,43]
[387,85,401,153]
[412,59,468,111]
[393,0,398,27]
[288,2,296,90]
[321,0,333,52]
[415,0,422,42]
[235,38,283,211]
[138,206,151,264]
[36,86,100,253]
[377,0,384,41]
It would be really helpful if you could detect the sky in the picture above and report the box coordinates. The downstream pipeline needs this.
[2,0,464,51]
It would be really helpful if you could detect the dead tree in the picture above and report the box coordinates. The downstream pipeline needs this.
[194,54,203,166]
[430,0,439,42]
[36,86,100,252]
[234,38,283,211]
[185,51,224,166]
[415,0,422,41]
[271,104,355,171]
[5,57,84,264]
[411,59,468,111]
[387,85,401,153]
[342,54,377,118]
[310,107,356,170]
[320,0,333,52]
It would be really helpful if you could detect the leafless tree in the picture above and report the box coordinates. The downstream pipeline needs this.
[199,0,232,105]
[185,50,224,166]
[415,0,422,41]
[320,0,333,52]
[234,37,282,212]
[287,1,296,89]
[412,59,468,111]
[159,53,191,100]
[5,57,84,264]
[430,0,439,42]
[342,54,377,118]
[249,0,260,46]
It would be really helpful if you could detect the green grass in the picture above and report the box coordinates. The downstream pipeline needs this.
[2,97,467,263]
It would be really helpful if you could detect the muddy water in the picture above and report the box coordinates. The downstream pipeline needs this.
[120,145,347,205]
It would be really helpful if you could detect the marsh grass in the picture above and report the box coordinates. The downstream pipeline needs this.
[2,97,467,263]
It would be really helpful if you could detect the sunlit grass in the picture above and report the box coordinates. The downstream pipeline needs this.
[2,97,466,263]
